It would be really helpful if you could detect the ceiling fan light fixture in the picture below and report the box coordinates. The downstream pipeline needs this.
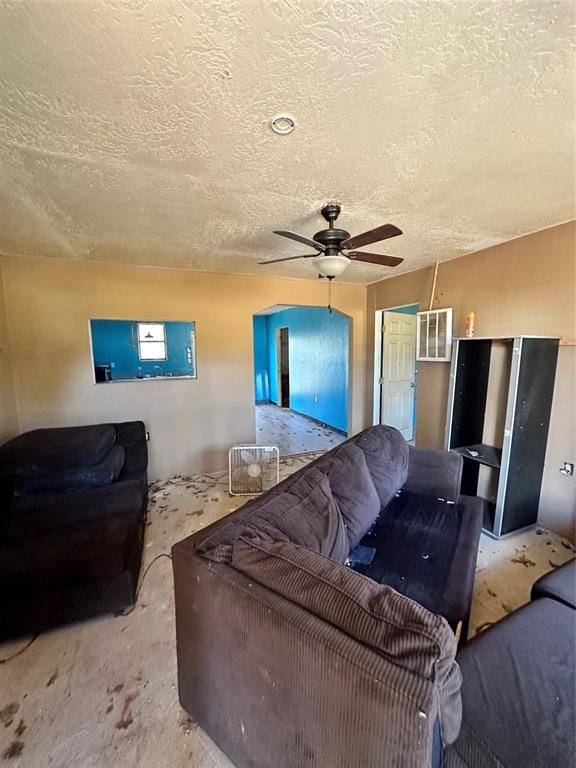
[313,254,350,278]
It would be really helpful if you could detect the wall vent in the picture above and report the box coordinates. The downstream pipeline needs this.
[416,308,453,362]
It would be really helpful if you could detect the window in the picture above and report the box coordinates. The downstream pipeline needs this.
[137,322,167,361]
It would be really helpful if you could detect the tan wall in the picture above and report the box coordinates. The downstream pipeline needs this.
[0,258,19,443]
[367,221,576,540]
[1,256,367,479]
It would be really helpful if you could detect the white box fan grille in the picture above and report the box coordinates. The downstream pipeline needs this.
[228,446,280,496]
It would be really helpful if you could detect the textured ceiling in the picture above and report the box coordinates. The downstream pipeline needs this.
[0,1,574,284]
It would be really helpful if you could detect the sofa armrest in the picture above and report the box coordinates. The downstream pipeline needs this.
[114,421,148,477]
[440,495,484,641]
[173,537,455,768]
[404,446,463,502]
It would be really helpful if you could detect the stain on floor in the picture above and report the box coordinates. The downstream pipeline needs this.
[46,669,58,687]
[1,740,24,759]
[115,692,139,730]
[0,706,18,729]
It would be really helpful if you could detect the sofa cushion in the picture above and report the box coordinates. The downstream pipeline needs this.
[317,443,381,549]
[351,425,409,508]
[0,424,117,473]
[13,444,126,496]
[446,598,576,768]
[352,490,471,627]
[196,468,349,564]
[530,558,576,609]
[404,446,463,503]
[232,534,462,744]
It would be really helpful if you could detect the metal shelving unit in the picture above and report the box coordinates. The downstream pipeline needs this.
[445,336,559,538]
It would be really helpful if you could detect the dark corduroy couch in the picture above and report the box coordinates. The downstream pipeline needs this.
[0,421,148,641]
[172,425,484,768]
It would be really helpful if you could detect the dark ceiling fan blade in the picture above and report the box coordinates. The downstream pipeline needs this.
[273,230,326,251]
[258,254,318,265]
[341,224,402,250]
[346,251,404,267]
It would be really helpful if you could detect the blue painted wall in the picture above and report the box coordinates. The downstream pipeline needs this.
[255,306,349,433]
[253,316,270,402]
[91,319,196,380]
[389,304,418,315]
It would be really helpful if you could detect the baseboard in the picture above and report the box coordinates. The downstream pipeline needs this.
[255,399,272,405]
[288,408,348,437]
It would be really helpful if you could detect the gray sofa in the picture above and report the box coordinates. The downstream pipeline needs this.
[446,558,576,768]
[172,426,484,768]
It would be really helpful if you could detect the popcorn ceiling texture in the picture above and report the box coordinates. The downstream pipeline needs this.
[0,0,574,284]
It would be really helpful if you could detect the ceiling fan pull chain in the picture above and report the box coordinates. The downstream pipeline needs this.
[328,276,333,313]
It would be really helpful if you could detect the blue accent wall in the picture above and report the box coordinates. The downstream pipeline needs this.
[389,304,418,315]
[253,316,270,402]
[91,319,196,380]
[255,306,349,433]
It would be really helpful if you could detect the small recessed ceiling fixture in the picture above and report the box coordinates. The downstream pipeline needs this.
[271,115,295,135]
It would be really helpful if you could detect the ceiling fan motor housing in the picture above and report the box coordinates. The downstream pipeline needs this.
[313,228,350,252]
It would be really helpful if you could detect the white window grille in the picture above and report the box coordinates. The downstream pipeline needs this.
[416,308,453,362]
[137,322,167,361]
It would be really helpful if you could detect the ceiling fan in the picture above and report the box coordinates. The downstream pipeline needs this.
[259,203,404,279]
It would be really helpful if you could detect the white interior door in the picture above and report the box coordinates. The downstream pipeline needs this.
[380,311,417,440]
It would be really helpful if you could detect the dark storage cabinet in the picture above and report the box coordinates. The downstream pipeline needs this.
[445,336,559,538]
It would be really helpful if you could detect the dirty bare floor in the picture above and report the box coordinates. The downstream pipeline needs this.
[1,455,574,767]
[255,404,345,455]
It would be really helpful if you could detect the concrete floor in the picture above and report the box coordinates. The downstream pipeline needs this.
[255,403,345,455]
[1,456,574,767]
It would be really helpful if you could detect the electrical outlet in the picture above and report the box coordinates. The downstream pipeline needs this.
[560,462,574,476]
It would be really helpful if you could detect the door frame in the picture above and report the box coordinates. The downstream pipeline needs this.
[372,304,419,432]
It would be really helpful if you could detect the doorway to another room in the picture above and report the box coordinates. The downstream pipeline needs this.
[253,305,349,456]
[373,304,419,442]
[277,327,290,408]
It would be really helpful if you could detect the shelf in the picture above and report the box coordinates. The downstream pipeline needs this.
[451,443,502,469]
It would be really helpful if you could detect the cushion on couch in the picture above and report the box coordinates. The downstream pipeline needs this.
[0,424,117,473]
[404,446,463,503]
[352,490,467,622]
[351,425,409,508]
[530,558,576,609]
[196,468,349,564]
[317,442,381,549]
[232,533,462,744]
[446,598,576,768]
[13,444,126,496]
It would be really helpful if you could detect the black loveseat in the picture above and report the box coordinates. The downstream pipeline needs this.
[0,421,148,641]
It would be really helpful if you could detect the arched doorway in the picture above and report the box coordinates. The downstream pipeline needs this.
[252,304,350,455]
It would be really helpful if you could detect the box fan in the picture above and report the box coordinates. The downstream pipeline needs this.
[228,446,280,496]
